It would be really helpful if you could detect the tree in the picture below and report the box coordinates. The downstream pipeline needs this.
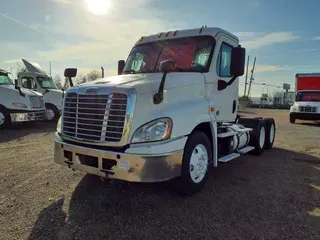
[86,69,101,82]
[75,73,87,85]
[53,74,63,89]
[16,62,27,73]
[63,77,70,90]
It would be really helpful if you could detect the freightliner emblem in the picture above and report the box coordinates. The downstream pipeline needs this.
[85,87,99,94]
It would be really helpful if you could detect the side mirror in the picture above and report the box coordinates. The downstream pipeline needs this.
[64,68,77,78]
[118,60,125,75]
[218,80,228,91]
[230,46,246,76]
[159,59,175,73]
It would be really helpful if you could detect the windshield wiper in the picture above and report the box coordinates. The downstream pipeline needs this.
[122,69,137,74]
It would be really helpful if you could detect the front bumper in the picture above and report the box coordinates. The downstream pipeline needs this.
[10,110,46,123]
[54,133,184,183]
[290,112,320,120]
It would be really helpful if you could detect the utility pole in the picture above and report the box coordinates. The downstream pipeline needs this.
[244,55,250,97]
[247,57,256,98]
[49,62,51,76]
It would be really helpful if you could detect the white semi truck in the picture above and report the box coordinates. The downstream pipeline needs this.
[15,59,64,121]
[290,73,320,123]
[54,27,276,195]
[0,69,46,128]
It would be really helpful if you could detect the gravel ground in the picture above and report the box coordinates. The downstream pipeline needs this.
[0,108,319,240]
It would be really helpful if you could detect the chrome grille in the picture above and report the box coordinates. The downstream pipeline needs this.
[30,96,45,108]
[299,106,317,113]
[62,92,127,142]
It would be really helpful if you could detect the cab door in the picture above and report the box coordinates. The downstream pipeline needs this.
[210,33,239,122]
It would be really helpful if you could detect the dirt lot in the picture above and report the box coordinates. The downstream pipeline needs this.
[0,109,319,240]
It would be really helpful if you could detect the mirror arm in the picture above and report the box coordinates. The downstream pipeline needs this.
[68,76,74,87]
[153,72,168,104]
[43,89,50,95]
[226,76,237,86]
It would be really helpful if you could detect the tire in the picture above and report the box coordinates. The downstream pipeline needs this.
[237,118,266,155]
[289,115,295,124]
[264,118,276,149]
[0,107,11,129]
[175,131,212,196]
[45,104,59,121]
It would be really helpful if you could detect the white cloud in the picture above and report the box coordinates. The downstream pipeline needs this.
[52,0,72,4]
[242,32,300,49]
[312,36,320,40]
[254,64,290,73]
[235,32,259,37]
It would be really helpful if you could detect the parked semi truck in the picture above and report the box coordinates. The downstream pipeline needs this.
[0,69,46,128]
[290,73,320,123]
[54,26,276,195]
[15,59,64,121]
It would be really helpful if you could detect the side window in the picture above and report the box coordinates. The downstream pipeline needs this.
[216,43,232,77]
[21,77,37,89]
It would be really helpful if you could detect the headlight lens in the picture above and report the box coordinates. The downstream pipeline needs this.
[56,116,62,133]
[131,118,172,143]
[12,103,27,108]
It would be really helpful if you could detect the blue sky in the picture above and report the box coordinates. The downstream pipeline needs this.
[1,0,320,97]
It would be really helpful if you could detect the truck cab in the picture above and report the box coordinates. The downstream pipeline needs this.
[16,59,64,121]
[290,73,320,123]
[53,27,276,195]
[0,69,46,128]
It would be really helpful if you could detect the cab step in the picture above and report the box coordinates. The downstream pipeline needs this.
[218,146,255,163]
[237,146,254,154]
[218,153,240,163]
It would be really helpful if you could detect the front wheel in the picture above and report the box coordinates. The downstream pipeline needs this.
[289,115,295,124]
[0,107,11,129]
[45,105,59,121]
[175,131,212,196]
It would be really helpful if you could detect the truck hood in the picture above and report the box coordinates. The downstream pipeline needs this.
[1,85,43,96]
[78,72,203,95]
[46,89,63,95]
[294,101,320,107]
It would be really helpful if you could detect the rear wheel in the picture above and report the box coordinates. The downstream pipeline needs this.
[0,107,11,129]
[237,118,266,155]
[175,131,212,196]
[264,118,276,149]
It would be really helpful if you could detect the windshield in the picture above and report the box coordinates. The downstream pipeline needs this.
[123,36,215,74]
[36,76,57,89]
[0,74,13,85]
[296,91,320,102]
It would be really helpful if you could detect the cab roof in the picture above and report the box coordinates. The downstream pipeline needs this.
[134,26,239,46]
[0,69,9,75]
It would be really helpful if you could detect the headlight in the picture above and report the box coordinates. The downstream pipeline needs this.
[12,103,27,108]
[131,118,172,143]
[56,116,62,133]
[290,106,297,112]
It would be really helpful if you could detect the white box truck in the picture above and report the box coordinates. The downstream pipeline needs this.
[0,69,46,128]
[290,73,320,123]
[15,59,64,121]
[53,27,276,195]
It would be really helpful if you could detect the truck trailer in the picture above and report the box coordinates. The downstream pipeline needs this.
[53,26,276,195]
[290,73,320,123]
[0,69,46,128]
